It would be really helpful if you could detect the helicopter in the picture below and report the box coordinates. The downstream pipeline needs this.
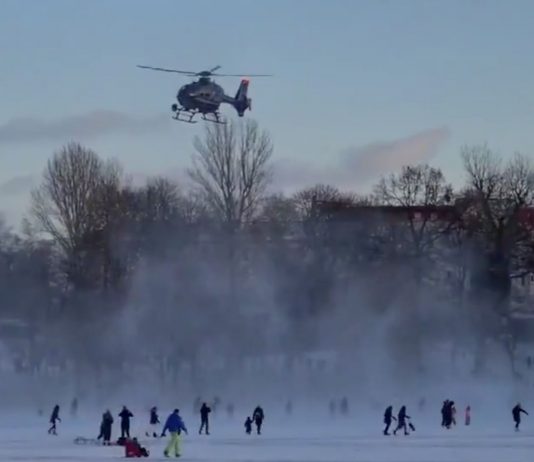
[136,65,272,124]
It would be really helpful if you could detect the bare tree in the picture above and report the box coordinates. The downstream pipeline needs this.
[30,143,124,291]
[188,119,273,228]
[31,143,104,255]
[462,145,534,240]
[374,164,454,258]
[461,144,534,374]
[292,184,361,221]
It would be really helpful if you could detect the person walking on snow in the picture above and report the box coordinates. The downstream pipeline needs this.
[252,406,265,435]
[441,400,449,427]
[199,402,211,435]
[98,410,114,445]
[48,405,61,435]
[465,405,471,426]
[513,403,528,431]
[383,405,396,435]
[146,406,160,438]
[244,416,253,435]
[161,409,188,458]
[393,406,410,436]
[119,406,134,439]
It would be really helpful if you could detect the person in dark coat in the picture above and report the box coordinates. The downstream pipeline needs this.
[119,406,134,439]
[441,400,449,427]
[252,406,265,435]
[244,416,253,435]
[48,405,61,435]
[393,406,410,436]
[513,403,528,431]
[146,406,160,438]
[383,406,396,435]
[442,400,455,429]
[98,410,114,445]
[199,402,211,435]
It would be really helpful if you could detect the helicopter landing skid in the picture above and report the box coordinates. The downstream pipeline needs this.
[201,112,226,125]
[172,108,198,124]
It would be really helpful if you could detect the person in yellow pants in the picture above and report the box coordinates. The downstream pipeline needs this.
[161,409,188,458]
[165,431,181,457]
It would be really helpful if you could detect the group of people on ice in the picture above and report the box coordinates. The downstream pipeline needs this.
[382,401,530,436]
[383,406,414,435]
[49,399,266,458]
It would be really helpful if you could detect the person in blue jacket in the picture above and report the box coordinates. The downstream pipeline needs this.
[161,409,188,458]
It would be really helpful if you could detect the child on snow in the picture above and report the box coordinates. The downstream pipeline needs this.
[146,406,160,438]
[465,405,471,426]
[244,417,253,435]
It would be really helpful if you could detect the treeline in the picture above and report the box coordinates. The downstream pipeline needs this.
[1,119,534,386]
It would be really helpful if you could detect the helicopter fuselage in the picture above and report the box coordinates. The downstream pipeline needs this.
[177,77,225,114]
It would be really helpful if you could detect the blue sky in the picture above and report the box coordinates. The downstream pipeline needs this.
[2,0,534,224]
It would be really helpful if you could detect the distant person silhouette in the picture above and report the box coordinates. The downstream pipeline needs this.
[513,403,528,431]
[252,406,264,435]
[199,403,211,435]
[244,416,253,435]
[119,406,134,439]
[393,406,410,436]
[383,405,396,435]
[48,405,61,435]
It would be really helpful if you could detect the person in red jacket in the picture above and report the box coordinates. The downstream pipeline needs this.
[125,438,149,457]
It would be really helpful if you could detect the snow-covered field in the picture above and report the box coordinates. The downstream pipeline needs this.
[0,412,532,462]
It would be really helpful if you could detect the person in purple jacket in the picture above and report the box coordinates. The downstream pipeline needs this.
[161,409,188,458]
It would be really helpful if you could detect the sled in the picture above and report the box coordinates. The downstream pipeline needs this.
[74,437,104,445]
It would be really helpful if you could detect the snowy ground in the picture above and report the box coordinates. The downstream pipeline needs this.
[0,412,532,462]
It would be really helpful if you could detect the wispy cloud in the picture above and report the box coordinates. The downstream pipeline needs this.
[0,110,170,145]
[272,127,450,192]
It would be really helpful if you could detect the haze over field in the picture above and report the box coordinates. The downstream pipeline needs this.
[2,1,534,461]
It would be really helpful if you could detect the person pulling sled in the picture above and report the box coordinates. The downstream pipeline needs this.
[393,406,413,436]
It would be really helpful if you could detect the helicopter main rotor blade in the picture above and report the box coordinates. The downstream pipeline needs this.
[208,65,221,73]
[137,65,197,75]
[210,73,274,77]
